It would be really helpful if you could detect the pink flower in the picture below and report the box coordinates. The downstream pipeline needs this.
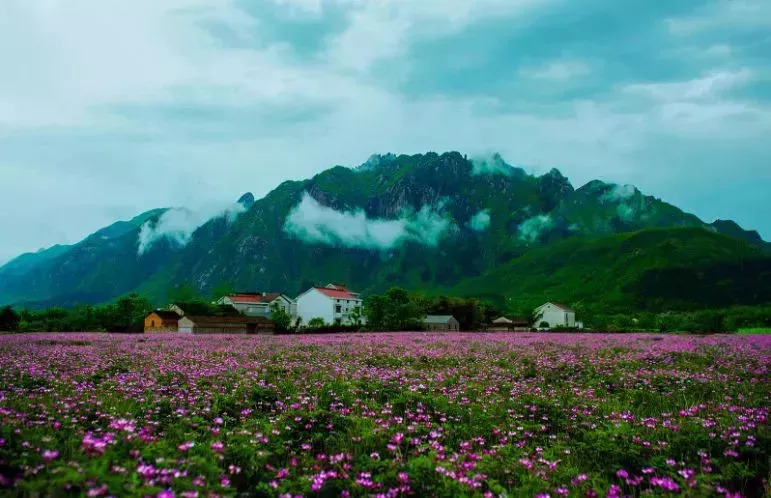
[42,449,59,462]
[178,441,195,452]
[210,441,224,453]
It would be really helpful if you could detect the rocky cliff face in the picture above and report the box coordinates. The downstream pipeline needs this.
[0,151,766,307]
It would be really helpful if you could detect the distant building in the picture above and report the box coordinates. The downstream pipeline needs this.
[177,315,274,335]
[168,304,186,316]
[489,316,530,331]
[296,284,363,326]
[144,310,180,333]
[534,302,576,329]
[216,293,296,319]
[423,315,460,331]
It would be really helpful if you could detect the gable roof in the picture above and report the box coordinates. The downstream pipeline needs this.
[542,302,574,312]
[492,316,513,324]
[148,310,180,321]
[314,286,359,299]
[424,315,457,324]
[225,293,283,304]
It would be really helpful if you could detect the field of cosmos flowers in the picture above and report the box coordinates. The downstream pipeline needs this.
[0,332,768,497]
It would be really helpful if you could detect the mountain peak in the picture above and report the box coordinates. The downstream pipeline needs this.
[237,192,255,209]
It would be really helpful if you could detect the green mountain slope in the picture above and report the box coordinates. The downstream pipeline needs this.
[452,227,771,313]
[0,151,767,310]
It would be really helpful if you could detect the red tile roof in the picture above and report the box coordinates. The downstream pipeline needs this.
[315,286,359,299]
[226,293,282,304]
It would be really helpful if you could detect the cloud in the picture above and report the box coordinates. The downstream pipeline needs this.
[601,184,638,203]
[519,60,590,80]
[471,153,515,176]
[283,192,453,249]
[599,184,650,222]
[517,214,555,243]
[624,69,751,101]
[469,210,491,231]
[137,201,246,254]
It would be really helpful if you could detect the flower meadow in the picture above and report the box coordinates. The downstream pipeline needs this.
[0,333,769,497]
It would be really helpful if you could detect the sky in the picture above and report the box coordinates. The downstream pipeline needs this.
[1,0,770,264]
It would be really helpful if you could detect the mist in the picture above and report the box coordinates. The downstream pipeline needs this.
[517,214,555,243]
[471,153,515,176]
[284,193,454,250]
[137,202,246,255]
[469,209,491,231]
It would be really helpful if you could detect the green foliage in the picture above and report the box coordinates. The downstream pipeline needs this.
[365,288,425,331]
[12,294,152,333]
[209,281,236,301]
[269,301,292,332]
[306,317,326,329]
[0,305,20,331]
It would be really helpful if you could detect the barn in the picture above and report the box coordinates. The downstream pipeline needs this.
[177,315,275,335]
[144,310,181,333]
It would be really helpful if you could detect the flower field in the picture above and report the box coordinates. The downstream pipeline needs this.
[0,333,769,497]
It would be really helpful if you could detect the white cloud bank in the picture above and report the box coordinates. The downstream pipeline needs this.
[284,192,453,249]
[137,201,246,254]
[517,214,555,243]
[469,209,491,231]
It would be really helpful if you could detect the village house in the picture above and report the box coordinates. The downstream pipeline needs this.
[423,315,460,331]
[177,315,275,335]
[144,310,181,333]
[296,284,363,326]
[533,302,577,329]
[215,292,296,319]
[489,316,530,332]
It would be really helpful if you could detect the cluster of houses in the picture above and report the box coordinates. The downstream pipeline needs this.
[144,282,581,334]
[144,283,364,334]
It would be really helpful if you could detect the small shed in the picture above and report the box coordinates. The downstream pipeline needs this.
[177,315,275,335]
[489,316,530,332]
[423,315,460,332]
[144,310,180,333]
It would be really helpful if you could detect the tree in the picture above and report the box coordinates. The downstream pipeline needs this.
[348,305,363,328]
[307,317,326,329]
[270,301,292,332]
[0,306,20,332]
[210,281,236,301]
[112,294,152,332]
[364,288,425,331]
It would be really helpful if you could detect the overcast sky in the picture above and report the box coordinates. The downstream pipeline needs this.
[1,0,770,264]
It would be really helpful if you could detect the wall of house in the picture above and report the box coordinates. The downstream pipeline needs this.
[297,289,334,325]
[536,304,575,328]
[144,314,178,333]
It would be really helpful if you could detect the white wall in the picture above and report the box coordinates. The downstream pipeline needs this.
[535,303,575,328]
[296,288,334,325]
[178,317,194,334]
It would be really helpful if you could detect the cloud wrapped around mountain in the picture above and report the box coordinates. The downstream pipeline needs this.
[137,202,246,255]
[600,184,648,222]
[469,209,491,231]
[471,153,514,176]
[517,214,555,243]
[284,193,453,249]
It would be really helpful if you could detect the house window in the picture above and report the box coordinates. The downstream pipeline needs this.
[335,305,342,313]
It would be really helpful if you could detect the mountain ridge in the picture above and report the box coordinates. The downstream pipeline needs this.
[1,151,768,310]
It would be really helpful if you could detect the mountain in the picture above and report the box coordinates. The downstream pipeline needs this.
[452,227,771,312]
[1,151,768,311]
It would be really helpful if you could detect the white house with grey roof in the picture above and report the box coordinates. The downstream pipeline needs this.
[533,302,576,329]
